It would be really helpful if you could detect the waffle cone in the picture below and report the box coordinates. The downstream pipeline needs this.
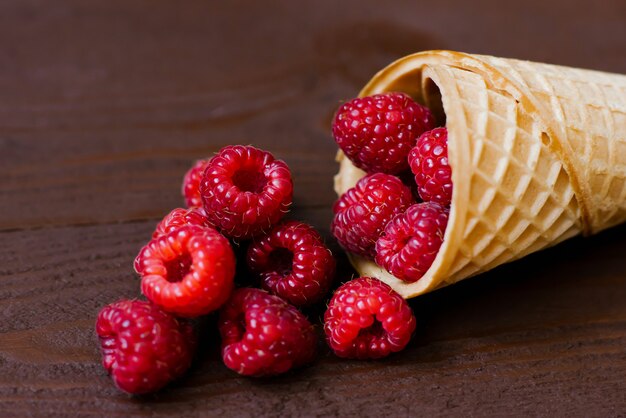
[334,50,626,298]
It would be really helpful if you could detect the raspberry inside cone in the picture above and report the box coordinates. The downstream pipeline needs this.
[331,173,414,258]
[375,202,449,283]
[332,92,436,174]
[409,127,453,205]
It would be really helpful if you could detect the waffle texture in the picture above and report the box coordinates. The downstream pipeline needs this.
[334,50,626,298]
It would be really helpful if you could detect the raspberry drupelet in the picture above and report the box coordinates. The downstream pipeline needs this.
[375,202,449,283]
[218,288,317,377]
[409,127,453,206]
[324,277,416,359]
[153,207,214,238]
[332,92,436,174]
[200,145,293,240]
[135,225,236,317]
[331,172,414,258]
[182,159,209,208]
[96,300,196,394]
[247,221,335,306]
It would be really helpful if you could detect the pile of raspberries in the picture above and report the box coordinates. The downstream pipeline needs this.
[331,92,453,282]
[96,92,451,395]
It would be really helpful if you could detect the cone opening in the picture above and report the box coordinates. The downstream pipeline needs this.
[334,52,474,298]
[413,67,467,294]
[332,58,467,298]
[422,78,446,126]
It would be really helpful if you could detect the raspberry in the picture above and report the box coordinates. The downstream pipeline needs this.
[375,202,449,282]
[332,92,435,174]
[135,225,236,317]
[153,207,214,238]
[200,145,293,240]
[96,300,196,394]
[409,127,453,205]
[324,277,416,359]
[331,173,414,258]
[247,221,335,306]
[182,159,209,208]
[218,288,317,376]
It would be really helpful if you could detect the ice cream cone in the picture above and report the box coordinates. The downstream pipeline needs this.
[334,50,626,298]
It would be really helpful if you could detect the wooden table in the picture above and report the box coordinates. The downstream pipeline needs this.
[2,1,625,416]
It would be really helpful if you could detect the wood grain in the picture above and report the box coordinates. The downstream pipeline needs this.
[1,0,625,416]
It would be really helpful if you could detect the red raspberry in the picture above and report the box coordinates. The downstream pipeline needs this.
[135,225,236,317]
[182,159,209,208]
[247,221,335,306]
[96,300,196,394]
[218,288,317,376]
[332,92,435,174]
[324,277,416,359]
[409,127,452,205]
[153,207,214,238]
[200,145,293,240]
[375,202,449,282]
[331,173,414,258]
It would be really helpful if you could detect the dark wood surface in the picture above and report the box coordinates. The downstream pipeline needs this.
[1,1,625,416]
